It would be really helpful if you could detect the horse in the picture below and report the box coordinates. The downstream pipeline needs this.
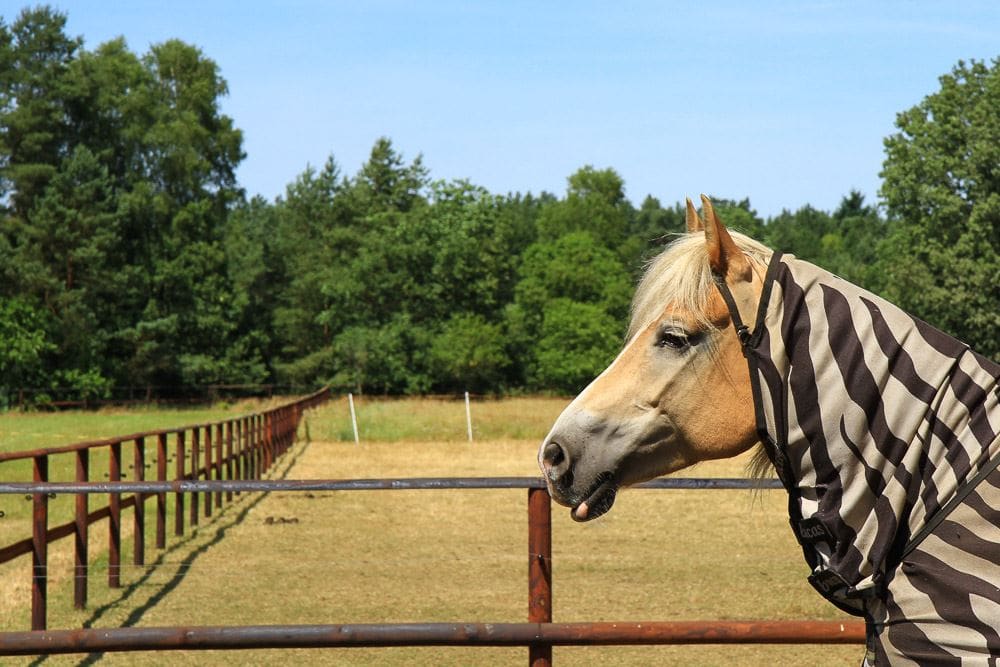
[538,196,1000,665]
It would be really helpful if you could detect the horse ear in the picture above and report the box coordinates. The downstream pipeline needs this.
[685,197,704,232]
[700,195,752,282]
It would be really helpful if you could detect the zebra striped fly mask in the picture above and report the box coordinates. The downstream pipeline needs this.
[716,251,1000,617]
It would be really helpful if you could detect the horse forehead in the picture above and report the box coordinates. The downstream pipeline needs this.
[651,289,731,329]
[622,289,733,364]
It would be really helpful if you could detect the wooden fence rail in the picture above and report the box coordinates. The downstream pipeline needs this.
[0,388,330,630]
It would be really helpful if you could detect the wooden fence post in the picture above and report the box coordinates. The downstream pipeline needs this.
[74,449,89,609]
[278,409,285,455]
[156,433,167,549]
[245,417,253,480]
[31,454,49,631]
[108,441,121,588]
[215,423,224,509]
[284,408,292,453]
[175,432,185,537]
[133,437,145,567]
[259,414,265,473]
[204,426,212,518]
[235,419,245,492]
[249,416,255,478]
[253,414,265,479]
[190,428,200,526]
[245,417,253,481]
[224,421,234,502]
[250,415,256,477]
[264,413,273,472]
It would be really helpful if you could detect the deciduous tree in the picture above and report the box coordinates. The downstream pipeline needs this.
[880,58,1000,359]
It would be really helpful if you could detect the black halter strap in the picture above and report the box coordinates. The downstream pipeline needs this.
[711,251,784,350]
[710,252,791,485]
[712,274,752,347]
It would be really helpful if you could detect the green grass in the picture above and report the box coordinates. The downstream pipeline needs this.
[0,400,287,454]
[309,395,571,442]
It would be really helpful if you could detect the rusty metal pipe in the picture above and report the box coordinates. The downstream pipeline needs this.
[0,621,866,655]
[527,487,553,666]
[0,477,782,495]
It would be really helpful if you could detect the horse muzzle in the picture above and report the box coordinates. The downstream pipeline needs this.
[539,437,618,522]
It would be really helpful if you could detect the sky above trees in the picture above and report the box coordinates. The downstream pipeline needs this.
[46,1,1000,217]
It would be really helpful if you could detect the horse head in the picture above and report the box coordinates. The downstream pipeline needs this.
[538,196,771,521]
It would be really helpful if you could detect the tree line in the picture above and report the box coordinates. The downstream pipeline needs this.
[2,7,998,405]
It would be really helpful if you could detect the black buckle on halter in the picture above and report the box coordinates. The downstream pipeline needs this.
[734,324,751,346]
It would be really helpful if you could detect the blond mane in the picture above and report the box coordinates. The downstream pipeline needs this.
[627,230,774,340]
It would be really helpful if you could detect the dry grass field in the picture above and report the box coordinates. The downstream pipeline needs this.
[1,397,863,665]
[0,400,287,559]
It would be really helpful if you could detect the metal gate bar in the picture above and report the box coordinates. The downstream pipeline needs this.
[0,620,866,656]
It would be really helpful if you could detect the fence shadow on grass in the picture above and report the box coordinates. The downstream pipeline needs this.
[27,435,310,667]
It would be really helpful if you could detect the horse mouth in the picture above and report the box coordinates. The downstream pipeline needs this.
[570,472,617,522]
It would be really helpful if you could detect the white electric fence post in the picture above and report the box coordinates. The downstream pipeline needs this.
[465,391,473,442]
[348,393,360,445]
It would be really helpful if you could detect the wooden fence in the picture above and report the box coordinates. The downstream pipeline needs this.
[0,388,330,630]
[0,392,866,663]
[0,475,865,663]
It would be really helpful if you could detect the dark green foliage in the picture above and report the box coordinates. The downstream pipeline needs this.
[0,7,81,218]
[2,6,996,400]
[0,297,54,405]
[429,314,508,394]
[531,299,621,393]
[1,6,246,400]
[879,58,1000,359]
[756,192,887,297]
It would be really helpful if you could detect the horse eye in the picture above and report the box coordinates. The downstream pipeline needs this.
[657,331,690,350]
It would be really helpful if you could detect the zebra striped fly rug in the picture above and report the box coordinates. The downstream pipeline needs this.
[743,252,1000,664]
[540,196,1000,665]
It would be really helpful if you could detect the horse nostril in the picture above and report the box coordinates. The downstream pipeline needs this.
[544,441,565,467]
[542,440,572,484]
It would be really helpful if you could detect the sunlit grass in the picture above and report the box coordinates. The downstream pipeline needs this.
[0,400,287,554]
[0,399,287,454]
[0,398,864,665]
[307,395,570,443]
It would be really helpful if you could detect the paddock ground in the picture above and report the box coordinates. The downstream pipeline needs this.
[1,401,862,665]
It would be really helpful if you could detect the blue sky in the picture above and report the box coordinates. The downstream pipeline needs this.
[40,1,1000,217]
